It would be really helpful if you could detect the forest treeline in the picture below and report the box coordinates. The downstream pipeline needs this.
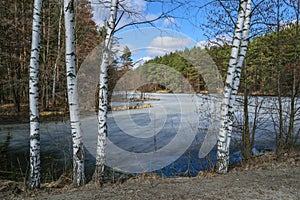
[0,0,99,114]
[0,0,299,114]
[141,24,300,96]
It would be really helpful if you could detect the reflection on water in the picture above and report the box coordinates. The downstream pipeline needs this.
[0,93,299,181]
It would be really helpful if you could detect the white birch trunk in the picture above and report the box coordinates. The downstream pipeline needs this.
[29,0,43,189]
[216,0,248,173]
[94,0,118,184]
[64,0,85,186]
[225,0,252,153]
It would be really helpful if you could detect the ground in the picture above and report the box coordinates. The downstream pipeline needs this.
[0,151,299,200]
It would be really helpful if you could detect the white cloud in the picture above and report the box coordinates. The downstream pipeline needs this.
[114,43,135,56]
[147,36,191,56]
[92,0,147,28]
[91,1,110,27]
[163,17,177,26]
[196,41,209,49]
[130,0,147,12]
[133,56,152,69]
[196,35,232,49]
[150,36,191,49]
[146,48,171,57]
[145,13,160,22]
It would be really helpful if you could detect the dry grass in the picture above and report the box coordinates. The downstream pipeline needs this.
[0,150,300,200]
[42,174,73,189]
[230,149,300,172]
[109,104,151,111]
[0,103,68,124]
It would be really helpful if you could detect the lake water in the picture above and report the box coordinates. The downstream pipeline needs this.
[0,93,299,180]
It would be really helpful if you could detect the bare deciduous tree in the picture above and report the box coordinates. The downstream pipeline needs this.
[216,0,252,173]
[64,0,85,186]
[29,0,43,189]
[93,0,119,186]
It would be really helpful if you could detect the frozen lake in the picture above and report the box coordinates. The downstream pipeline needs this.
[0,93,299,178]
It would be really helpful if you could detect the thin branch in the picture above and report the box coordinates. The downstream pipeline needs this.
[218,0,236,26]
[115,4,183,32]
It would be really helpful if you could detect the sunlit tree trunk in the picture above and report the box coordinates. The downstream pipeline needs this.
[41,0,51,110]
[274,0,284,153]
[226,0,252,155]
[286,0,300,147]
[29,0,43,189]
[242,59,252,160]
[94,0,118,185]
[64,0,85,186]
[216,0,252,173]
[52,0,63,106]
[12,0,21,113]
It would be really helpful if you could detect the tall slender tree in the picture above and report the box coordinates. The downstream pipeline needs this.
[285,0,300,147]
[64,0,85,186]
[94,0,119,185]
[29,0,43,189]
[216,0,252,173]
[52,0,63,106]
[274,0,285,153]
[226,0,252,159]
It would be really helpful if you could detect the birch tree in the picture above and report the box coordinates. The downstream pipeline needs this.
[29,0,43,189]
[94,0,119,185]
[216,0,252,173]
[92,0,190,184]
[64,0,85,186]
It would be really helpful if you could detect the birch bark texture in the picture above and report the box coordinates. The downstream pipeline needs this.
[216,0,252,173]
[94,0,119,184]
[64,0,85,186]
[29,0,43,189]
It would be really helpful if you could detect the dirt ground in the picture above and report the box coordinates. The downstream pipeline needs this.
[1,151,300,200]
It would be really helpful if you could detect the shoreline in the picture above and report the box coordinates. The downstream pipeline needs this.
[0,150,299,199]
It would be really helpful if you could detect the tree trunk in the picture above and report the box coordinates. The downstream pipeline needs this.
[250,96,260,150]
[242,60,251,160]
[12,0,21,113]
[94,0,118,185]
[29,0,43,189]
[275,0,284,153]
[286,0,299,147]
[216,0,251,173]
[64,0,85,186]
[226,0,252,154]
[52,0,63,107]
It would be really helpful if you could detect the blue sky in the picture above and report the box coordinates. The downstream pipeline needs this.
[115,28,197,61]
[91,0,214,61]
[90,0,299,62]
